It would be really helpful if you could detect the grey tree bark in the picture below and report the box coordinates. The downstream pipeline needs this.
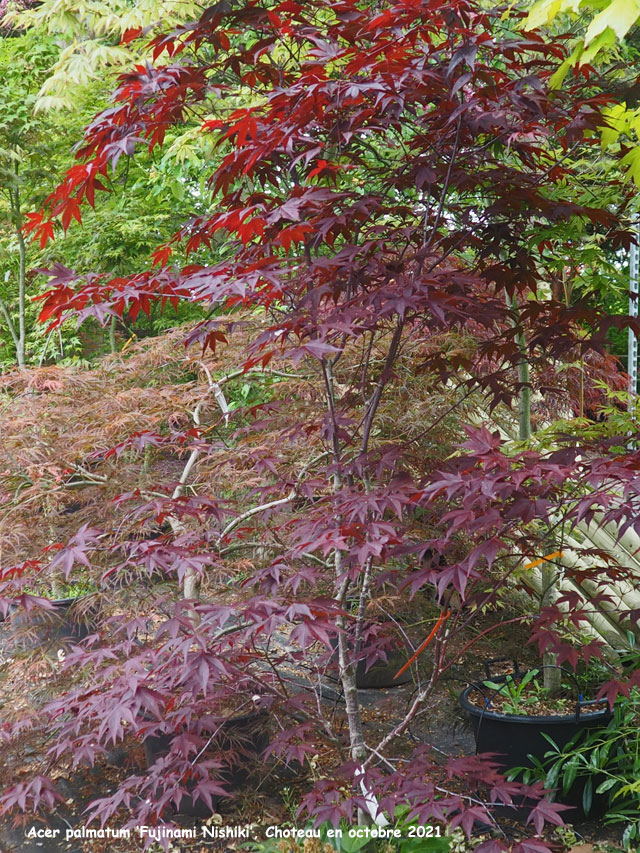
[0,162,27,369]
[511,294,561,695]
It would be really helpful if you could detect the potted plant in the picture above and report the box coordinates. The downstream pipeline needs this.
[328,616,414,689]
[0,584,97,650]
[455,282,624,812]
[459,660,612,817]
[142,706,270,816]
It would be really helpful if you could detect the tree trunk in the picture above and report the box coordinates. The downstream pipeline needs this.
[0,293,21,367]
[4,165,27,369]
[335,556,367,763]
[108,316,117,354]
[14,166,26,369]
[512,295,561,695]
[16,229,26,369]
[516,330,530,443]
[323,357,369,820]
[540,561,562,694]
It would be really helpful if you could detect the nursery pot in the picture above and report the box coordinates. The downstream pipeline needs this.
[459,671,612,819]
[143,710,270,817]
[329,635,413,688]
[1,596,94,649]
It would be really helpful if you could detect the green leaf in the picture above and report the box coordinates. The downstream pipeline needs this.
[169,180,185,201]
[540,731,562,753]
[622,823,634,848]
[581,27,616,64]
[596,778,619,794]
[620,146,640,185]
[563,758,578,794]
[582,776,593,814]
[545,763,560,790]
[524,0,567,30]
[550,41,584,88]
[600,103,629,149]
[584,0,640,44]
[336,831,371,853]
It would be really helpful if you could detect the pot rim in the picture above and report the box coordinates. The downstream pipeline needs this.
[50,596,86,607]
[459,682,612,725]
[0,594,90,623]
[141,706,270,732]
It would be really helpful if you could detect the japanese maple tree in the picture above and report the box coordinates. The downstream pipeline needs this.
[2,1,640,849]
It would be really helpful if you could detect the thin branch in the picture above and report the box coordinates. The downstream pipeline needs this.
[360,331,375,406]
[214,366,308,386]
[38,327,56,367]
[0,293,19,353]
[216,491,295,544]
[197,361,229,426]
[216,449,329,545]
[423,116,462,253]
[170,369,226,598]
[353,557,372,657]
[360,316,404,457]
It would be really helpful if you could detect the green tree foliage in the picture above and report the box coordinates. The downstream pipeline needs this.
[0,5,218,367]
[0,31,63,367]
[526,0,640,68]
[8,0,202,111]
[524,0,640,189]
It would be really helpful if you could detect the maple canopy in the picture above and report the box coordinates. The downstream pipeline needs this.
[1,0,640,848]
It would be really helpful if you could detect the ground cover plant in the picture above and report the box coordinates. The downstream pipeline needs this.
[2,0,640,851]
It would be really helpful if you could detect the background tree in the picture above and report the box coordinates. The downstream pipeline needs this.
[0,31,62,367]
[522,0,640,194]
[0,4,219,367]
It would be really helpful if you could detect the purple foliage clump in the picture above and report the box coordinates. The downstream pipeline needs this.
[0,0,38,33]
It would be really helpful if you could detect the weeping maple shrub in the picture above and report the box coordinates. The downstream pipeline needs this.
[3,0,640,848]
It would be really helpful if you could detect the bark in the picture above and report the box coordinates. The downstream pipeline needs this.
[3,163,27,369]
[335,557,367,765]
[38,327,55,367]
[0,294,20,363]
[16,230,26,369]
[175,379,228,602]
[323,361,367,753]
[13,164,26,369]
[513,303,531,444]
[108,316,117,354]
[540,561,561,694]
[323,357,369,822]
[512,295,561,694]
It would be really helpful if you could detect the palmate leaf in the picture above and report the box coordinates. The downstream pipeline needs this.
[12,0,203,111]
[599,103,629,149]
[525,0,640,85]
[584,0,640,43]
[524,0,572,31]
[525,0,640,46]
[620,147,640,186]
[549,40,585,90]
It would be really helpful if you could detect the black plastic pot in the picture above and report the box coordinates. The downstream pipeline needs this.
[329,636,413,688]
[1,596,94,649]
[459,670,612,818]
[354,649,413,688]
[143,710,270,816]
